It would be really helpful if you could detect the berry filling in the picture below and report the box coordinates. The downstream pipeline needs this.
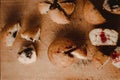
[111,51,120,63]
[111,52,119,59]
[100,32,107,43]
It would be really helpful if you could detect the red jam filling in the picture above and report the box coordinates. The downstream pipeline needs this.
[100,32,107,43]
[111,52,120,59]
[111,52,118,59]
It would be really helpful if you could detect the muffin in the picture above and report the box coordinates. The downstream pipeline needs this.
[38,0,75,24]
[48,37,87,68]
[84,0,106,25]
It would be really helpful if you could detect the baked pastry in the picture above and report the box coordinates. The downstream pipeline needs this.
[18,44,37,64]
[5,23,21,46]
[103,0,120,15]
[48,37,87,68]
[58,2,75,15]
[84,0,106,25]
[111,47,120,68]
[38,0,75,24]
[89,28,118,46]
[48,8,70,24]
[38,2,51,14]
[48,38,76,68]
[21,27,40,42]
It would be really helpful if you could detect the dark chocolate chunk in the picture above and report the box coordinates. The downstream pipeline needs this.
[18,48,33,58]
[64,47,76,57]
[68,53,74,57]
[23,48,33,58]
[50,0,61,10]
[12,31,17,38]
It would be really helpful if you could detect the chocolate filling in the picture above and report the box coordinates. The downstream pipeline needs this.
[64,47,77,57]
[18,48,33,58]
[12,31,17,38]
[108,0,120,9]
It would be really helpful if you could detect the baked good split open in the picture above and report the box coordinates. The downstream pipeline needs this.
[18,44,37,64]
[103,0,120,15]
[5,22,21,46]
[48,37,88,68]
[38,0,75,24]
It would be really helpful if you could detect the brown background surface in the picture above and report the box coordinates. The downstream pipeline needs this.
[0,0,120,80]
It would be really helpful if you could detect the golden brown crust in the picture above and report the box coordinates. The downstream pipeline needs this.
[83,0,106,25]
[48,9,70,24]
[21,27,40,42]
[21,27,39,37]
[59,2,75,15]
[48,38,76,68]
[38,2,50,14]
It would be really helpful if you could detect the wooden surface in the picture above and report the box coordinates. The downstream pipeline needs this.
[0,0,120,80]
